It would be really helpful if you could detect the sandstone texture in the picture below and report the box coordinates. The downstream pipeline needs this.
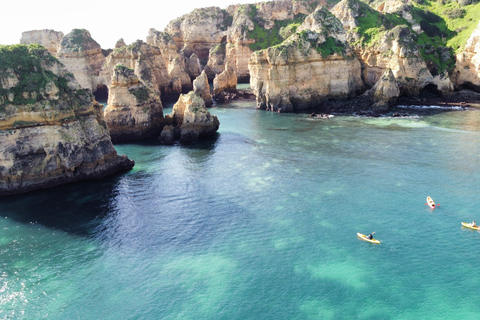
[0,44,134,196]
[193,70,213,106]
[20,29,64,54]
[454,20,480,91]
[249,6,363,112]
[159,92,219,144]
[104,64,167,142]
[18,0,480,114]
[213,62,237,101]
[56,29,106,92]
[101,39,191,101]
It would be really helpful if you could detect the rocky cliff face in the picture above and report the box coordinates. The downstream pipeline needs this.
[331,0,437,95]
[56,29,106,92]
[104,64,166,142]
[159,91,219,144]
[0,44,134,196]
[454,20,480,91]
[249,6,363,112]
[213,62,237,101]
[193,70,213,106]
[101,39,191,101]
[20,29,64,55]
[18,0,480,114]
[165,7,232,64]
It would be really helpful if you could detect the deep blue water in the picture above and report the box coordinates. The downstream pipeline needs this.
[1,101,480,319]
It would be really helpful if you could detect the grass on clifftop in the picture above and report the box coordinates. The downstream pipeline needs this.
[0,44,90,108]
[412,0,480,51]
[242,4,307,51]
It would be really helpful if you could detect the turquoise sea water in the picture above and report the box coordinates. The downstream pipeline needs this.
[1,101,480,319]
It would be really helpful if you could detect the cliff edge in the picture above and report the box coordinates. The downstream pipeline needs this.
[0,44,134,196]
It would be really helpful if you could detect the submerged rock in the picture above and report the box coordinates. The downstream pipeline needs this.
[0,44,134,196]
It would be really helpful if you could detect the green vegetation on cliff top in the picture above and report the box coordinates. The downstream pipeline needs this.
[242,4,308,51]
[0,44,91,108]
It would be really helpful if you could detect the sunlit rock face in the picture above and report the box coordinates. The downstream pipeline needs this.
[249,6,363,112]
[193,70,213,107]
[453,21,480,91]
[0,44,134,196]
[213,62,237,101]
[56,29,106,92]
[226,0,322,82]
[101,39,191,101]
[20,29,64,55]
[159,91,219,144]
[164,7,231,65]
[104,65,166,142]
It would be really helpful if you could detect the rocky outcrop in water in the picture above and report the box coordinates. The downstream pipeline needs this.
[0,44,134,196]
[213,62,237,101]
[101,39,191,101]
[104,64,166,142]
[331,0,436,94]
[193,70,213,107]
[249,6,363,112]
[17,0,480,114]
[159,91,219,144]
[365,68,400,113]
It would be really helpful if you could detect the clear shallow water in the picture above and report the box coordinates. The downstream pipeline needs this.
[1,103,480,319]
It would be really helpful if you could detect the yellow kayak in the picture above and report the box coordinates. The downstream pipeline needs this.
[426,196,436,209]
[357,233,380,244]
[461,222,480,231]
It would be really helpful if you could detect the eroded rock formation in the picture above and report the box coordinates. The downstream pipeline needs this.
[159,91,219,144]
[56,29,106,92]
[101,39,191,101]
[104,64,166,142]
[249,6,363,112]
[454,20,480,91]
[193,70,213,107]
[20,29,64,54]
[213,62,237,101]
[0,44,134,196]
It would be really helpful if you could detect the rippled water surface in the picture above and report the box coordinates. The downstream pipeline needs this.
[2,102,480,319]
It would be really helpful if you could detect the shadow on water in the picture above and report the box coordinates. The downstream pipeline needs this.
[0,173,124,236]
[0,133,223,239]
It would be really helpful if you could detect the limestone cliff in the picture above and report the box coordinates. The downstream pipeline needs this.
[213,62,237,101]
[104,65,166,142]
[165,7,232,65]
[454,20,480,91]
[225,0,322,81]
[0,44,134,196]
[331,0,437,95]
[249,6,363,112]
[193,70,213,107]
[159,92,219,144]
[101,40,191,101]
[56,29,106,92]
[365,68,400,113]
[20,30,64,55]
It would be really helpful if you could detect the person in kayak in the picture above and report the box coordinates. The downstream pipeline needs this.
[471,221,477,227]
[367,232,375,240]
